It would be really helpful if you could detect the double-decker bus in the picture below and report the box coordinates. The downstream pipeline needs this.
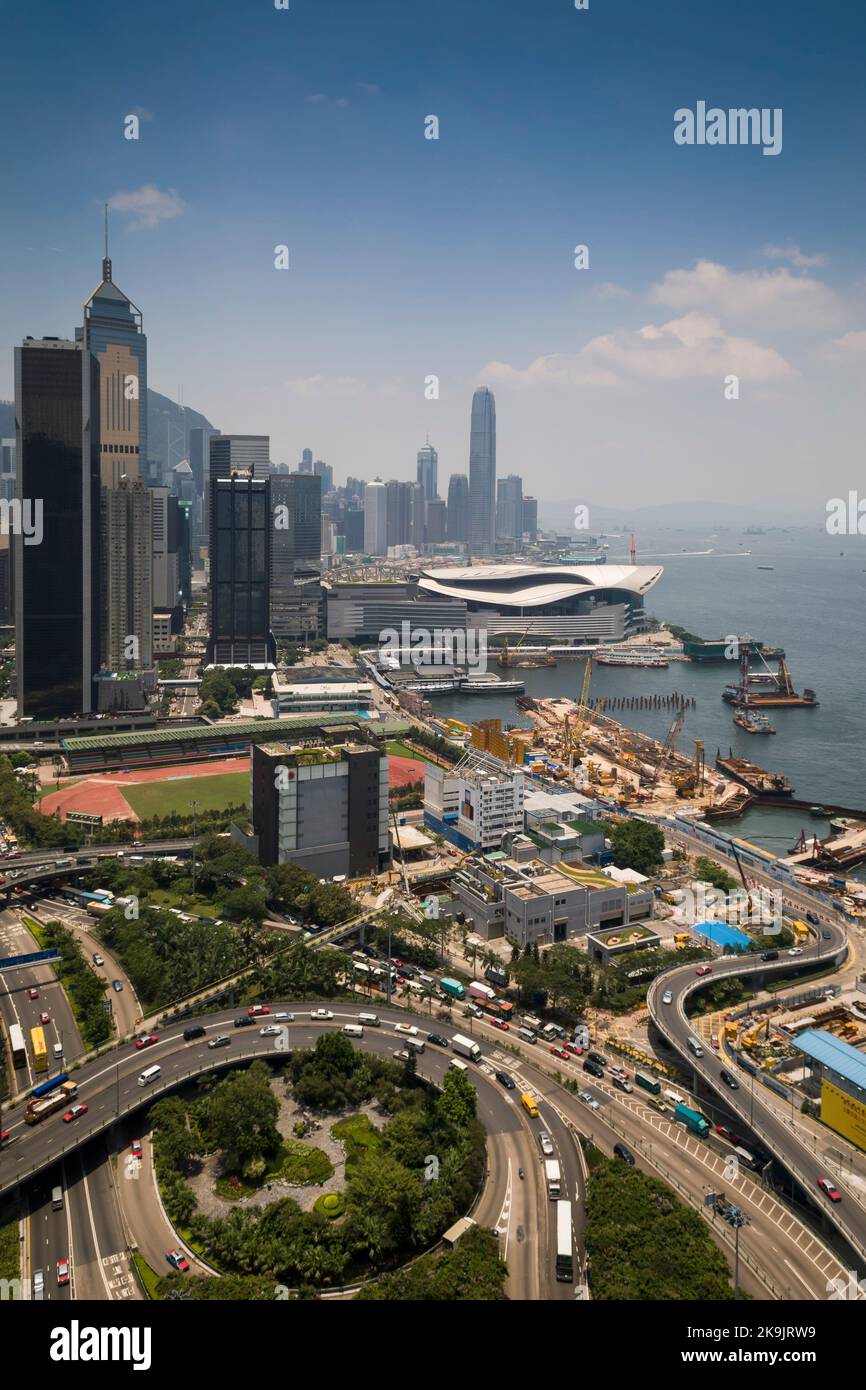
[8,1022,27,1070]
[555,1199,574,1283]
[30,1026,48,1074]
[634,1071,661,1096]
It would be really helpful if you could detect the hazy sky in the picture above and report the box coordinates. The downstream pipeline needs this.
[2,0,864,516]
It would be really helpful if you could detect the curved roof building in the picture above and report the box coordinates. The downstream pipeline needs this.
[416,561,663,642]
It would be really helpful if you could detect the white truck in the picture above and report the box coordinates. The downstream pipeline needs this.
[451,1033,481,1063]
[468,980,495,1003]
[544,1159,562,1199]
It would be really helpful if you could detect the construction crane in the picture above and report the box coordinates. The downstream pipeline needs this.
[629,533,637,565]
[498,629,529,668]
[650,707,685,790]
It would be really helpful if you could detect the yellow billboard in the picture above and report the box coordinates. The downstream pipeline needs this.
[822,1078,866,1152]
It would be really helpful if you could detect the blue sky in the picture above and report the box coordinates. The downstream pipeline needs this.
[2,0,865,515]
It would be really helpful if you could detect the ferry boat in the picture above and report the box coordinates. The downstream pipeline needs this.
[595,648,669,669]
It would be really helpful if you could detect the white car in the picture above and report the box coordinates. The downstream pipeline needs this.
[273,1011,294,1022]
[662,990,673,1005]
[310,1009,333,1020]
[788,947,804,956]
[578,1090,600,1110]
[538,1132,554,1156]
[394,1023,418,1036]
[260,1024,282,1036]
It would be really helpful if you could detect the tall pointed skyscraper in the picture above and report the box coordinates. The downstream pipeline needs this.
[468,386,496,556]
[81,211,153,673]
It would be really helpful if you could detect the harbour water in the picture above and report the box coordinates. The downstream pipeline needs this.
[431,526,866,869]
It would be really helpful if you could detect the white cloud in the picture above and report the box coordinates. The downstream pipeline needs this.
[594,282,631,301]
[107,184,187,230]
[307,93,328,104]
[827,329,866,354]
[355,83,381,95]
[129,106,154,122]
[649,258,842,330]
[762,242,827,268]
[484,312,794,388]
[283,374,365,397]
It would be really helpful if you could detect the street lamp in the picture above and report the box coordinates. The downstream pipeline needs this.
[191,799,199,895]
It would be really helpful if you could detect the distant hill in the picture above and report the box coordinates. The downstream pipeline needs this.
[0,390,217,471]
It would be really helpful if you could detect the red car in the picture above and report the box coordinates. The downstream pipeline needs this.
[0,1130,9,1146]
[28,987,39,1000]
[490,1018,509,1031]
[62,1104,88,1123]
[131,1140,142,1159]
[166,1248,190,1273]
[715,1124,742,1144]
[565,1042,583,1056]
[57,1259,70,1286]
[550,1046,570,1059]
[695,965,712,977]
[39,1011,50,1024]
[246,1004,270,1017]
[134,1033,159,1051]
[711,1032,720,1049]
[817,1177,842,1203]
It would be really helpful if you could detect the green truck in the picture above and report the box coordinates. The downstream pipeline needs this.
[674,1102,709,1138]
[440,977,465,1001]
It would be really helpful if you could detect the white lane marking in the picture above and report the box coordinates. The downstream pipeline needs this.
[80,1160,115,1300]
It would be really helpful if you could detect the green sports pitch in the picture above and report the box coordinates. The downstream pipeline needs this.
[123,771,249,821]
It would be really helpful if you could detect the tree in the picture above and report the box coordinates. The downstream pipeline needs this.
[609,820,665,875]
[201,1063,281,1171]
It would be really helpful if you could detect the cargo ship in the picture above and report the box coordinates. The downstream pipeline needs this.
[716,751,794,797]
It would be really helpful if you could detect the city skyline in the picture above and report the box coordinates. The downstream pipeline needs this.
[2,0,865,513]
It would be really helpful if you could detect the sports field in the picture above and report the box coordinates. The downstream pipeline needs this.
[122,771,249,820]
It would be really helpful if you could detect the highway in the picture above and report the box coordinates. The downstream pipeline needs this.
[0,1004,585,1300]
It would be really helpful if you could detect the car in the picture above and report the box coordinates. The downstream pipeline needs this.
[788,947,804,957]
[112,979,123,992]
[714,1123,741,1143]
[208,1035,230,1049]
[166,1248,190,1272]
[614,1142,635,1165]
[426,1033,449,1048]
[490,1018,509,1031]
[817,1177,842,1203]
[806,911,820,926]
[711,1032,720,1049]
[822,929,833,940]
[394,1023,418,1035]
[39,1011,50,1024]
[0,1130,9,1146]
[247,1004,270,1016]
[28,987,39,1000]
[131,840,145,848]
[131,1140,142,1159]
[564,1042,583,1056]
[62,1104,88,1123]
[662,989,673,1005]
[495,1070,516,1090]
[92,953,104,966]
[549,1045,570,1059]
[259,1024,282,1036]
[56,1258,70,1286]
[538,1132,554,1157]
[273,1012,294,1022]
[310,1009,334,1020]
[135,1033,158,1050]
[695,965,712,977]
[233,1015,254,1028]
[719,1069,740,1090]
[609,1065,630,1081]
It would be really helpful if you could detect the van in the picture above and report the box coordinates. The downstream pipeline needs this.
[405,1036,425,1053]
[138,1064,161,1086]
[687,1036,704,1058]
[663,1088,685,1107]
[761,950,779,962]
[516,1027,537,1044]
[613,1076,633,1093]
[358,1012,380,1027]
[51,1185,64,1211]
[418,973,434,987]
[183,1025,205,1041]
[343,1024,364,1038]
[53,1042,63,1059]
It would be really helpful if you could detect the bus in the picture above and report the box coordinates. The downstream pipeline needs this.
[8,1022,26,1070]
[792,919,810,941]
[634,1071,661,1096]
[30,1026,48,1074]
[31,1072,69,1099]
[555,1199,574,1283]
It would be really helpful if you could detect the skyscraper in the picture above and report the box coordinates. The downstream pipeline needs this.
[102,476,153,670]
[446,472,469,542]
[313,458,333,492]
[522,496,538,541]
[468,387,496,555]
[207,469,273,666]
[425,496,447,544]
[269,472,322,638]
[496,473,524,541]
[416,443,438,500]
[363,478,388,555]
[300,448,313,473]
[14,337,100,716]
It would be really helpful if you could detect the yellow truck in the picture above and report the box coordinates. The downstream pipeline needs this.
[520,1093,540,1117]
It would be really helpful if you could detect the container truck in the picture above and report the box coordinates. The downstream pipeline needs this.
[674,1102,709,1138]
[468,981,495,1003]
[25,1081,78,1125]
[451,1033,481,1063]
[544,1159,562,1199]
[440,978,466,1001]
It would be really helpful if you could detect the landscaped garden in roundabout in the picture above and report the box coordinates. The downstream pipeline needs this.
[149,1033,505,1300]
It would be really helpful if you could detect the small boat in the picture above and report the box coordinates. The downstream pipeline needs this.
[733,711,776,734]
[809,806,827,817]
[757,565,774,571]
